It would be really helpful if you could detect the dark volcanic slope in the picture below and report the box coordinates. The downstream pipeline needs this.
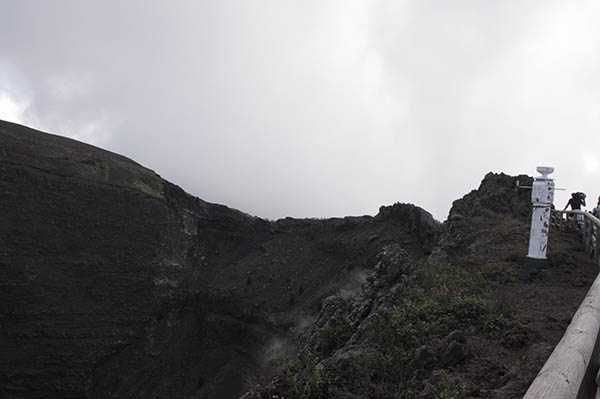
[1,122,168,397]
[0,120,440,399]
[0,120,267,398]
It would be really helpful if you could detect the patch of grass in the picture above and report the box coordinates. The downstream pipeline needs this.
[419,259,491,296]
[425,371,470,399]
[277,257,520,398]
[478,208,501,219]
[503,249,525,264]
[474,228,491,237]
[478,261,517,283]
[376,288,506,352]
[284,351,333,399]
[133,180,164,199]
[318,323,351,356]
[372,259,516,355]
[509,359,521,373]
[75,157,109,180]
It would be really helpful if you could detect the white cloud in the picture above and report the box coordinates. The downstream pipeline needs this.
[582,153,599,175]
[1,1,600,220]
[0,91,28,125]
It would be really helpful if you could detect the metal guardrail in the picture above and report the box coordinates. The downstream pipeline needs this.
[524,210,600,399]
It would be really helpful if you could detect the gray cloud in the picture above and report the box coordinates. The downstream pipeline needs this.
[1,0,600,220]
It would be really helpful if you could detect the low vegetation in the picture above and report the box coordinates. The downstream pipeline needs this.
[273,254,524,398]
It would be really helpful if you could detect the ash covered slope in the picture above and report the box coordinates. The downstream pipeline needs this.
[0,120,441,399]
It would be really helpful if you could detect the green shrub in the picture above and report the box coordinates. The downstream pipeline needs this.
[318,323,351,356]
[425,371,470,399]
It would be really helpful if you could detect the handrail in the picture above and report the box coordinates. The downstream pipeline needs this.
[525,210,600,399]
[551,210,600,268]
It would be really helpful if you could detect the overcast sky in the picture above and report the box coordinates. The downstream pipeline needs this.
[1,1,599,221]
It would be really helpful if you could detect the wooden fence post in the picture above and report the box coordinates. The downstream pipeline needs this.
[586,219,592,255]
[595,228,600,267]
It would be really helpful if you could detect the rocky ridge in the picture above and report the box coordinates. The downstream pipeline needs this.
[240,174,596,399]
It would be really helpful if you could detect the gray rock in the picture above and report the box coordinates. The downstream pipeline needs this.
[411,345,438,369]
[375,204,442,252]
[445,330,467,345]
[441,341,469,366]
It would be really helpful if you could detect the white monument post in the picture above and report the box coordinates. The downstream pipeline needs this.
[525,166,555,270]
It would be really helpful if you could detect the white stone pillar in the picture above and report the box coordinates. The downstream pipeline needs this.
[526,166,555,270]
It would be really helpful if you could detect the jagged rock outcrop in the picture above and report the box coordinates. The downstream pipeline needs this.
[241,244,417,399]
[375,203,441,252]
[448,172,532,221]
[306,244,413,353]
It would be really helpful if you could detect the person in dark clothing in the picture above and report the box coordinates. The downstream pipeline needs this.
[564,192,586,226]
[564,192,586,211]
[593,196,600,218]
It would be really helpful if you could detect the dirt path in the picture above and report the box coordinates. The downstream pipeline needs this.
[446,219,598,398]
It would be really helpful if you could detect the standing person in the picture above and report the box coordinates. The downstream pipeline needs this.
[593,196,600,218]
[592,196,600,251]
[564,192,586,211]
[563,192,586,226]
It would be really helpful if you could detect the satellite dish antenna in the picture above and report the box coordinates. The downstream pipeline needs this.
[536,166,554,178]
